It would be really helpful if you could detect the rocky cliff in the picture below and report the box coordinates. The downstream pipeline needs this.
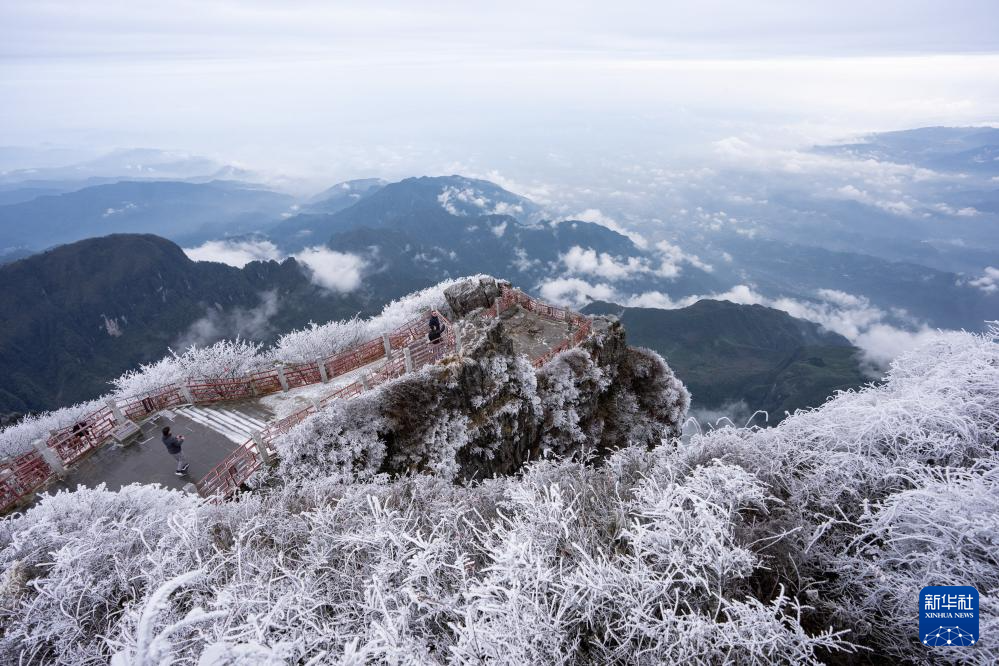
[271,280,689,486]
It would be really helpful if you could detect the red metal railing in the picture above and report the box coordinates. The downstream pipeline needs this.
[119,385,185,421]
[247,369,283,397]
[325,337,385,379]
[0,451,55,515]
[283,362,322,390]
[194,313,458,499]
[188,378,257,404]
[531,319,593,368]
[48,406,119,466]
[2,287,592,512]
[194,325,458,498]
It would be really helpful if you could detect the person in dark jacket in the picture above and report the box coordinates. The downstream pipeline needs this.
[71,421,89,447]
[162,426,189,476]
[428,314,444,344]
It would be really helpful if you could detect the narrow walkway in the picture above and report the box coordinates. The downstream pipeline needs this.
[257,356,388,420]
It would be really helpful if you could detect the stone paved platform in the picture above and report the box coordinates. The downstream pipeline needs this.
[500,306,573,360]
[51,405,267,494]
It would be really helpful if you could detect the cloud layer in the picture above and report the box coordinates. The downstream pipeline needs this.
[969,267,999,294]
[558,242,711,283]
[541,276,942,369]
[294,246,366,293]
[175,290,280,349]
[184,239,281,268]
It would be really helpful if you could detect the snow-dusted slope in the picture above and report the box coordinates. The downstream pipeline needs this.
[0,312,996,664]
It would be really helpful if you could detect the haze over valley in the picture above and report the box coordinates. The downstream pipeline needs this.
[2,124,998,422]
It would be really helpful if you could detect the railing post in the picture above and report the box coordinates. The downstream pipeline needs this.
[251,432,273,465]
[177,382,194,405]
[454,327,462,356]
[32,439,66,477]
[310,398,321,412]
[276,366,289,392]
[106,399,125,424]
[318,360,329,383]
[360,373,370,390]
[382,332,393,359]
[403,347,414,373]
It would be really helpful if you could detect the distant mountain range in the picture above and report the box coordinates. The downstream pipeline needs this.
[1,229,864,425]
[731,126,999,277]
[300,178,387,214]
[0,147,255,185]
[815,126,999,174]
[2,128,998,421]
[275,174,995,333]
[0,180,294,251]
[583,299,868,422]
[269,175,722,302]
[2,170,993,334]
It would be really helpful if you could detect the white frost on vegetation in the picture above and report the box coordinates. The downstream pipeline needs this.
[2,316,996,665]
[267,318,367,365]
[0,398,108,462]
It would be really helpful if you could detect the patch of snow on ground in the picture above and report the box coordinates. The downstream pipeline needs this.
[258,357,388,420]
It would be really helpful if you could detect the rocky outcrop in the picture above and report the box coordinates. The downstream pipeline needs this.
[273,309,689,486]
[443,276,505,319]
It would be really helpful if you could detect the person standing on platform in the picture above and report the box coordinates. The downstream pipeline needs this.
[161,426,190,476]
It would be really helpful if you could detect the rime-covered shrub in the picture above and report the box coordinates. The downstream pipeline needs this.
[670,325,999,663]
[268,277,476,365]
[172,338,265,381]
[110,357,185,397]
[536,348,609,449]
[0,397,107,459]
[364,276,475,333]
[821,466,999,662]
[276,392,389,483]
[605,346,690,444]
[268,317,367,365]
[0,484,202,665]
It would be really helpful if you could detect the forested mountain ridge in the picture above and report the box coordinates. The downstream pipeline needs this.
[583,299,868,421]
[0,234,368,414]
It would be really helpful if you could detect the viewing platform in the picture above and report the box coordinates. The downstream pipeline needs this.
[1,282,592,512]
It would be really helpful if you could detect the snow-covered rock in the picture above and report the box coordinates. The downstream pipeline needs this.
[443,276,503,318]
[273,310,689,485]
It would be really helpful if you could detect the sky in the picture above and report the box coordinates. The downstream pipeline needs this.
[2,1,998,188]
